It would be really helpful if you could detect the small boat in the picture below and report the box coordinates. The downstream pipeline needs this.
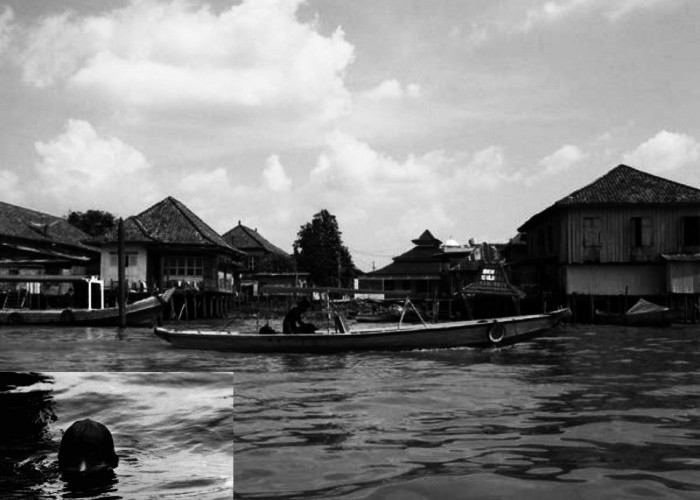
[0,275,174,327]
[595,298,678,327]
[154,307,571,353]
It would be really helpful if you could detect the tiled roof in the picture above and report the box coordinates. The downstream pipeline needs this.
[366,259,442,278]
[412,229,441,246]
[519,164,700,230]
[222,223,289,257]
[557,164,700,205]
[99,197,240,253]
[0,201,96,253]
[461,264,526,298]
[367,231,443,277]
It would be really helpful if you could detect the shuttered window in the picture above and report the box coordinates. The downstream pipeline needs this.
[583,217,601,248]
[682,216,700,246]
[631,217,652,247]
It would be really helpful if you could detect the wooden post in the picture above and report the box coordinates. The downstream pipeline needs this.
[118,218,126,328]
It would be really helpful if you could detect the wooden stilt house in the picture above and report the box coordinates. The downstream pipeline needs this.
[513,164,700,321]
[96,197,244,318]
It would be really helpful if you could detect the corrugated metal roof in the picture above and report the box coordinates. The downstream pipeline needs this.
[520,164,700,230]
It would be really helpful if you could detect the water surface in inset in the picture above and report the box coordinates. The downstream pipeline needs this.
[1,372,233,499]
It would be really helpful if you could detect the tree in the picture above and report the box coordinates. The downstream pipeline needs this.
[293,209,356,287]
[67,210,116,237]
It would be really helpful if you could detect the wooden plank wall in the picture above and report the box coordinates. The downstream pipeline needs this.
[561,206,700,263]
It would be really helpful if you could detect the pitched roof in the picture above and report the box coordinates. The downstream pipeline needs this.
[221,222,289,257]
[366,230,443,277]
[461,264,526,298]
[0,201,97,253]
[412,229,442,246]
[99,197,240,254]
[520,164,700,230]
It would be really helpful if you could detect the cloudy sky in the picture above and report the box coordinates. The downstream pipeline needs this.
[1,0,699,270]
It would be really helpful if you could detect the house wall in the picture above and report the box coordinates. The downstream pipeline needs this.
[159,253,234,293]
[563,206,700,264]
[526,206,700,265]
[564,264,665,295]
[100,245,148,289]
[666,262,700,294]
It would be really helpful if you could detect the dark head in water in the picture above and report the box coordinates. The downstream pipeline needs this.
[58,419,119,477]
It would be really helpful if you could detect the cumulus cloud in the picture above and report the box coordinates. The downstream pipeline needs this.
[0,6,14,55]
[262,155,292,192]
[518,0,685,32]
[538,144,587,175]
[622,130,700,173]
[17,0,354,121]
[362,79,422,101]
[32,119,159,214]
[0,169,22,204]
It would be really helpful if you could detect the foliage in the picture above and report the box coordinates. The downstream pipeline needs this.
[257,252,296,273]
[67,210,116,237]
[293,209,355,287]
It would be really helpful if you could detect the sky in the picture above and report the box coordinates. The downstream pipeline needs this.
[0,0,699,271]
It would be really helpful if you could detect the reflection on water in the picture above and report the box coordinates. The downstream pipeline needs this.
[0,372,233,499]
[234,324,700,499]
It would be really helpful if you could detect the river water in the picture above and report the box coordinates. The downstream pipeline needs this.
[234,323,700,499]
[0,325,232,371]
[0,372,233,499]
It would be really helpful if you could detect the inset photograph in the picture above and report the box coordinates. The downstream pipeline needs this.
[0,372,233,499]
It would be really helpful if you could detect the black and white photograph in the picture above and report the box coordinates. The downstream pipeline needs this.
[1,0,700,498]
[0,372,233,498]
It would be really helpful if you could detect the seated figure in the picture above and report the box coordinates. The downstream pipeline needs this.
[282,298,317,334]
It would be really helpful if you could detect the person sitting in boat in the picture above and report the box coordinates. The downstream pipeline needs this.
[282,297,317,334]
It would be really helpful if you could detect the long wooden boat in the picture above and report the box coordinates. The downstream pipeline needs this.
[0,288,174,327]
[154,307,571,353]
[595,298,679,327]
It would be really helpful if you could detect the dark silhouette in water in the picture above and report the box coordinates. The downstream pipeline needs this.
[58,419,119,478]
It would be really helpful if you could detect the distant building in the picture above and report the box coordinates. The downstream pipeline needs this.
[513,164,700,320]
[97,197,244,294]
[358,230,503,302]
[0,201,98,277]
[221,221,301,295]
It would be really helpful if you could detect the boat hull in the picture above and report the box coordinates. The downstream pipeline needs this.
[595,310,674,327]
[0,290,173,327]
[154,308,571,353]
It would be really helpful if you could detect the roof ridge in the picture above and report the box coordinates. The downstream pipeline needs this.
[130,216,158,241]
[556,164,700,206]
[167,197,237,251]
[167,197,218,246]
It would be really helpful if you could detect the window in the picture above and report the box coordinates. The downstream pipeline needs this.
[631,217,652,247]
[583,217,601,248]
[163,256,203,277]
[683,216,700,247]
[546,225,554,254]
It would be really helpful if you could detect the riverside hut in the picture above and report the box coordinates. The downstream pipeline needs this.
[513,164,700,321]
[0,201,98,277]
[96,197,244,319]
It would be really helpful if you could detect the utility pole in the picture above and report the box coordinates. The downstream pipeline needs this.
[118,218,126,328]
